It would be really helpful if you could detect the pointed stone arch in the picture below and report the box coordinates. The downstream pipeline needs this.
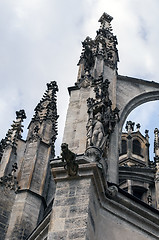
[108,75,159,183]
[119,90,159,133]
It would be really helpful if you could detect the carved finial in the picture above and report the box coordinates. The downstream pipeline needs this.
[32,81,58,123]
[98,12,113,25]
[136,123,141,131]
[47,81,59,91]
[125,121,135,133]
[0,110,26,153]
[16,110,26,120]
[145,129,149,142]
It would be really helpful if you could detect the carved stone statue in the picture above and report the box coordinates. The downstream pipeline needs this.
[92,112,106,149]
[86,118,94,147]
[61,143,78,176]
[82,37,95,71]
[86,76,120,158]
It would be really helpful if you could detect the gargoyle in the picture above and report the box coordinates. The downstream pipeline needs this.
[61,143,78,176]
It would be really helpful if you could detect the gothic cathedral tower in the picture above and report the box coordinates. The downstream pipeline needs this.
[1,12,159,240]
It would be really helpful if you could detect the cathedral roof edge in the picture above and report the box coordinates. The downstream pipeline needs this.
[118,75,159,88]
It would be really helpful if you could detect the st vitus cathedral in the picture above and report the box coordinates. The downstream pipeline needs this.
[1,12,159,240]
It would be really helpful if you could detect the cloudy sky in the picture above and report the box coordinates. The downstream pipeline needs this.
[0,0,159,158]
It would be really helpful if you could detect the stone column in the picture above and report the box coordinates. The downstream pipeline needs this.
[48,159,107,240]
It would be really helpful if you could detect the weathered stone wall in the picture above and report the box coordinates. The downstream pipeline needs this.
[0,187,16,239]
[85,183,100,240]
[63,87,95,155]
[47,178,92,239]
[5,191,42,240]
[97,202,159,240]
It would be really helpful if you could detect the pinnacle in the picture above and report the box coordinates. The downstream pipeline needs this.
[98,12,113,24]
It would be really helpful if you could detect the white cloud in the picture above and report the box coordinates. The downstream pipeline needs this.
[0,0,159,159]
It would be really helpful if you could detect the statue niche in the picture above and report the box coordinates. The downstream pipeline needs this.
[86,77,119,160]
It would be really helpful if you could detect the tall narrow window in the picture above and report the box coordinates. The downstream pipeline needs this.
[133,139,141,156]
[121,140,127,155]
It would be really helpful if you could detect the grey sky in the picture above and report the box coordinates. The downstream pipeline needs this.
[0,0,159,158]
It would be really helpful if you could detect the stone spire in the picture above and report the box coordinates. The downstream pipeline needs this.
[5,81,59,240]
[27,81,58,155]
[0,109,26,150]
[96,12,119,69]
[31,81,58,123]
[0,110,26,177]
[76,12,119,88]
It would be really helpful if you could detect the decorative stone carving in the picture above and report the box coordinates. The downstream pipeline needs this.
[91,112,106,149]
[136,123,141,131]
[155,156,159,182]
[105,185,118,199]
[0,109,26,162]
[85,146,102,162]
[147,194,152,206]
[61,143,78,176]
[125,121,135,132]
[147,187,152,206]
[145,129,149,140]
[28,81,58,155]
[96,12,119,71]
[78,36,95,72]
[86,76,119,158]
[27,123,41,143]
[0,163,20,192]
[154,128,159,156]
[75,71,94,88]
[32,81,58,123]
[76,12,119,86]
[16,109,26,120]
[0,139,6,162]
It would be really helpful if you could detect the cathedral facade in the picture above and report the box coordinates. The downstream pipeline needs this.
[1,13,159,239]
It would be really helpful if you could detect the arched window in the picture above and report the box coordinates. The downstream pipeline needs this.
[133,139,141,156]
[121,140,127,155]
[132,186,146,200]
